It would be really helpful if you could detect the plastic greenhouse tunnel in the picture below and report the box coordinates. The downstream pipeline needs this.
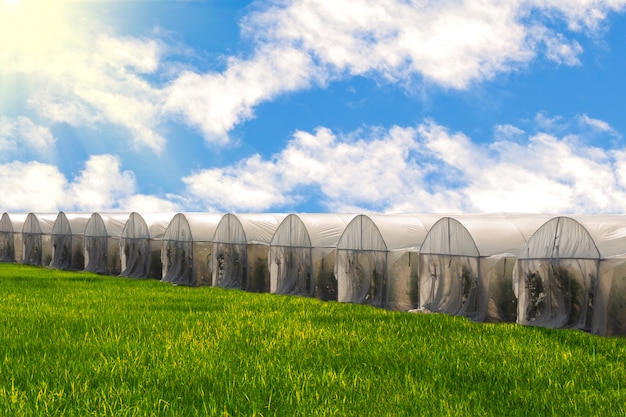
[161,213,223,286]
[120,212,174,279]
[83,212,129,275]
[418,214,550,322]
[269,213,354,300]
[50,212,91,270]
[336,214,440,310]
[212,213,285,292]
[21,213,56,267]
[0,213,19,263]
[515,215,626,336]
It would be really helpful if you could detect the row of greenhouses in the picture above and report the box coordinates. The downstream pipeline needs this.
[1,211,626,337]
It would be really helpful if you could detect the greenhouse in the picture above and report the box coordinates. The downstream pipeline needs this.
[4,208,626,337]
[50,212,91,270]
[515,215,626,336]
[120,212,173,279]
[161,213,223,286]
[269,213,354,300]
[83,212,129,275]
[0,213,23,263]
[212,213,285,292]
[336,214,440,310]
[21,213,56,266]
[418,214,549,322]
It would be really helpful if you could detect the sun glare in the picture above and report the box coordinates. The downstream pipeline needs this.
[0,0,77,64]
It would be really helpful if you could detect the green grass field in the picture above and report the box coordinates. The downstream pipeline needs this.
[0,263,625,416]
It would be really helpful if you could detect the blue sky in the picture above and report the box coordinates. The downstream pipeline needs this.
[2,0,626,214]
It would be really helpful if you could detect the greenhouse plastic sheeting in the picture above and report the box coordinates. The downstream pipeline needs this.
[0,213,19,262]
[21,213,56,266]
[269,213,354,299]
[212,213,286,292]
[515,215,626,336]
[3,213,27,263]
[336,214,441,309]
[419,214,551,322]
[596,258,626,336]
[419,217,481,318]
[120,212,174,279]
[50,212,91,270]
[161,213,223,286]
[84,212,129,275]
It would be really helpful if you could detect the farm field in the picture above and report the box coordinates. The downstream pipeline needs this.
[0,263,625,416]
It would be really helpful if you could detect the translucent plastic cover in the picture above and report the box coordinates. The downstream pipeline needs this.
[269,214,353,297]
[212,213,284,291]
[0,213,15,262]
[21,213,55,266]
[514,215,626,335]
[83,212,129,275]
[161,213,223,286]
[50,212,90,270]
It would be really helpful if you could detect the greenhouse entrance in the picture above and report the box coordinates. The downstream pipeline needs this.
[0,213,15,263]
[336,215,389,308]
[419,217,481,318]
[516,217,600,331]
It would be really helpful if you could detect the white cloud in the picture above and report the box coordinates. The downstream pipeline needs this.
[527,0,626,31]
[579,114,620,136]
[118,194,181,213]
[184,116,626,214]
[0,161,68,212]
[245,0,534,88]
[183,154,292,211]
[183,123,453,212]
[3,0,626,150]
[68,155,137,211]
[2,116,625,215]
[415,121,626,213]
[613,150,626,188]
[165,45,321,143]
[164,0,626,142]
[95,35,162,74]
[494,124,526,141]
[0,155,178,213]
[0,116,56,160]
[540,30,584,65]
[456,132,617,212]
[0,5,168,154]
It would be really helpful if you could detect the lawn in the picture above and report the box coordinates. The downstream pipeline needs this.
[0,263,625,416]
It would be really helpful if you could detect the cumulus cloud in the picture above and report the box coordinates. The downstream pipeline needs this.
[244,0,532,88]
[95,35,163,74]
[0,161,68,212]
[165,46,320,143]
[68,155,137,211]
[27,32,167,153]
[0,155,179,213]
[119,194,181,213]
[3,116,625,215]
[0,3,167,154]
[163,0,626,143]
[424,127,624,213]
[529,0,625,31]
[183,125,428,211]
[2,0,626,217]
[0,116,56,160]
[183,116,626,214]
[539,30,584,65]
[3,0,626,149]
[183,154,292,211]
